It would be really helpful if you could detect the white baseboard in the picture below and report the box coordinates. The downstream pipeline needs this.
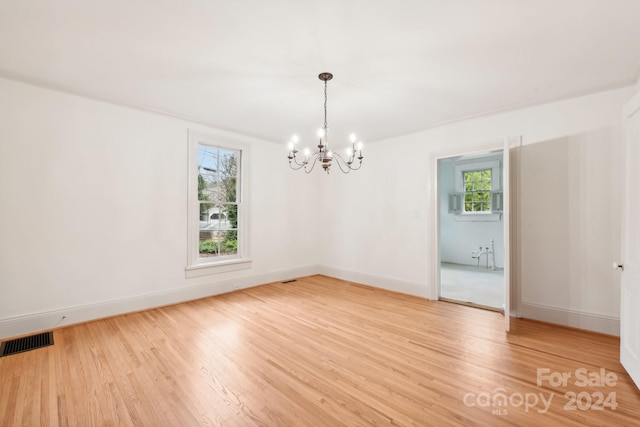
[518,302,620,336]
[318,265,430,299]
[0,265,319,340]
[5,266,616,340]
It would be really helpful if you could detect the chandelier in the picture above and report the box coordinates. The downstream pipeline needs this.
[287,72,363,174]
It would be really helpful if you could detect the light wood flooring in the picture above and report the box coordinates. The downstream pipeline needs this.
[1,275,639,426]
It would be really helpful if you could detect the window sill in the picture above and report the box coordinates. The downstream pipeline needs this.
[455,213,502,222]
[185,257,252,278]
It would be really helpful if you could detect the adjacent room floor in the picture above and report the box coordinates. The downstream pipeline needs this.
[440,261,504,310]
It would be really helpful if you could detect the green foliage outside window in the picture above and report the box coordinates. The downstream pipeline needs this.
[464,169,491,212]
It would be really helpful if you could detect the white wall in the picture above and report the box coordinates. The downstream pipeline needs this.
[0,77,319,338]
[0,76,632,338]
[318,86,633,334]
[438,155,504,267]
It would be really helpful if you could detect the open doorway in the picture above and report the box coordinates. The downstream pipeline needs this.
[438,151,505,311]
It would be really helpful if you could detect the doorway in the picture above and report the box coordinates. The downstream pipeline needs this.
[437,151,505,311]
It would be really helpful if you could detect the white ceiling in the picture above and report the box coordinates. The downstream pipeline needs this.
[1,1,639,144]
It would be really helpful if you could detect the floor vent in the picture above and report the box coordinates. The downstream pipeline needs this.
[281,279,297,284]
[0,331,54,357]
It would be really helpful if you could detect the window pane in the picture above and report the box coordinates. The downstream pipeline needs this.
[219,150,237,176]
[219,229,238,256]
[198,145,220,203]
[220,176,237,203]
[199,178,218,202]
[225,204,238,231]
[198,146,219,174]
[463,168,492,213]
[195,142,241,262]
[199,231,221,257]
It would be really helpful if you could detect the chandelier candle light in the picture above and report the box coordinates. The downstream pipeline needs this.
[287,72,364,174]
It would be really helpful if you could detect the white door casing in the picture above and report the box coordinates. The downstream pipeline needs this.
[502,137,516,332]
[431,138,516,332]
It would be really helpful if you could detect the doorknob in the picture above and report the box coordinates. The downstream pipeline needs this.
[612,262,624,271]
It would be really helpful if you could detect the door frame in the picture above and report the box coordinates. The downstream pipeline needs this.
[429,139,518,325]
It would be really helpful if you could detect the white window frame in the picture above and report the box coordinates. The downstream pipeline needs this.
[454,159,502,221]
[186,130,251,277]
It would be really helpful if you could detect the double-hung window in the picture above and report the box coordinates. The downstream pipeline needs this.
[187,131,250,276]
[449,157,502,220]
[463,169,492,213]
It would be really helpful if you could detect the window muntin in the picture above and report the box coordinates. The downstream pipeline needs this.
[197,145,240,259]
[463,169,492,213]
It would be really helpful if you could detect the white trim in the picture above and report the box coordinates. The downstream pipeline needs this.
[455,213,502,222]
[431,152,441,301]
[518,302,619,336]
[3,265,618,339]
[510,139,522,319]
[318,265,430,299]
[0,71,280,144]
[185,258,253,278]
[1,71,632,145]
[0,265,319,340]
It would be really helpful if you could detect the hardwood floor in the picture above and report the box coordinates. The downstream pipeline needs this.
[1,275,639,426]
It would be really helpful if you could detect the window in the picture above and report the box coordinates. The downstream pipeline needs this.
[450,156,502,221]
[197,145,239,257]
[187,131,250,276]
[463,169,492,212]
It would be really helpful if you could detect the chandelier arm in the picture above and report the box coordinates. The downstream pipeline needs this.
[288,153,310,170]
[303,153,320,173]
[345,154,364,171]
[331,153,354,174]
[288,160,307,171]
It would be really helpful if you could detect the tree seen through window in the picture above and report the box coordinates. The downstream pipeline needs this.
[197,145,239,257]
[464,169,491,212]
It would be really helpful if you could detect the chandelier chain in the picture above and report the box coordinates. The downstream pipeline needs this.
[324,80,328,130]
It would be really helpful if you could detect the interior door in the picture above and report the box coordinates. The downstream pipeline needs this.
[621,91,640,388]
